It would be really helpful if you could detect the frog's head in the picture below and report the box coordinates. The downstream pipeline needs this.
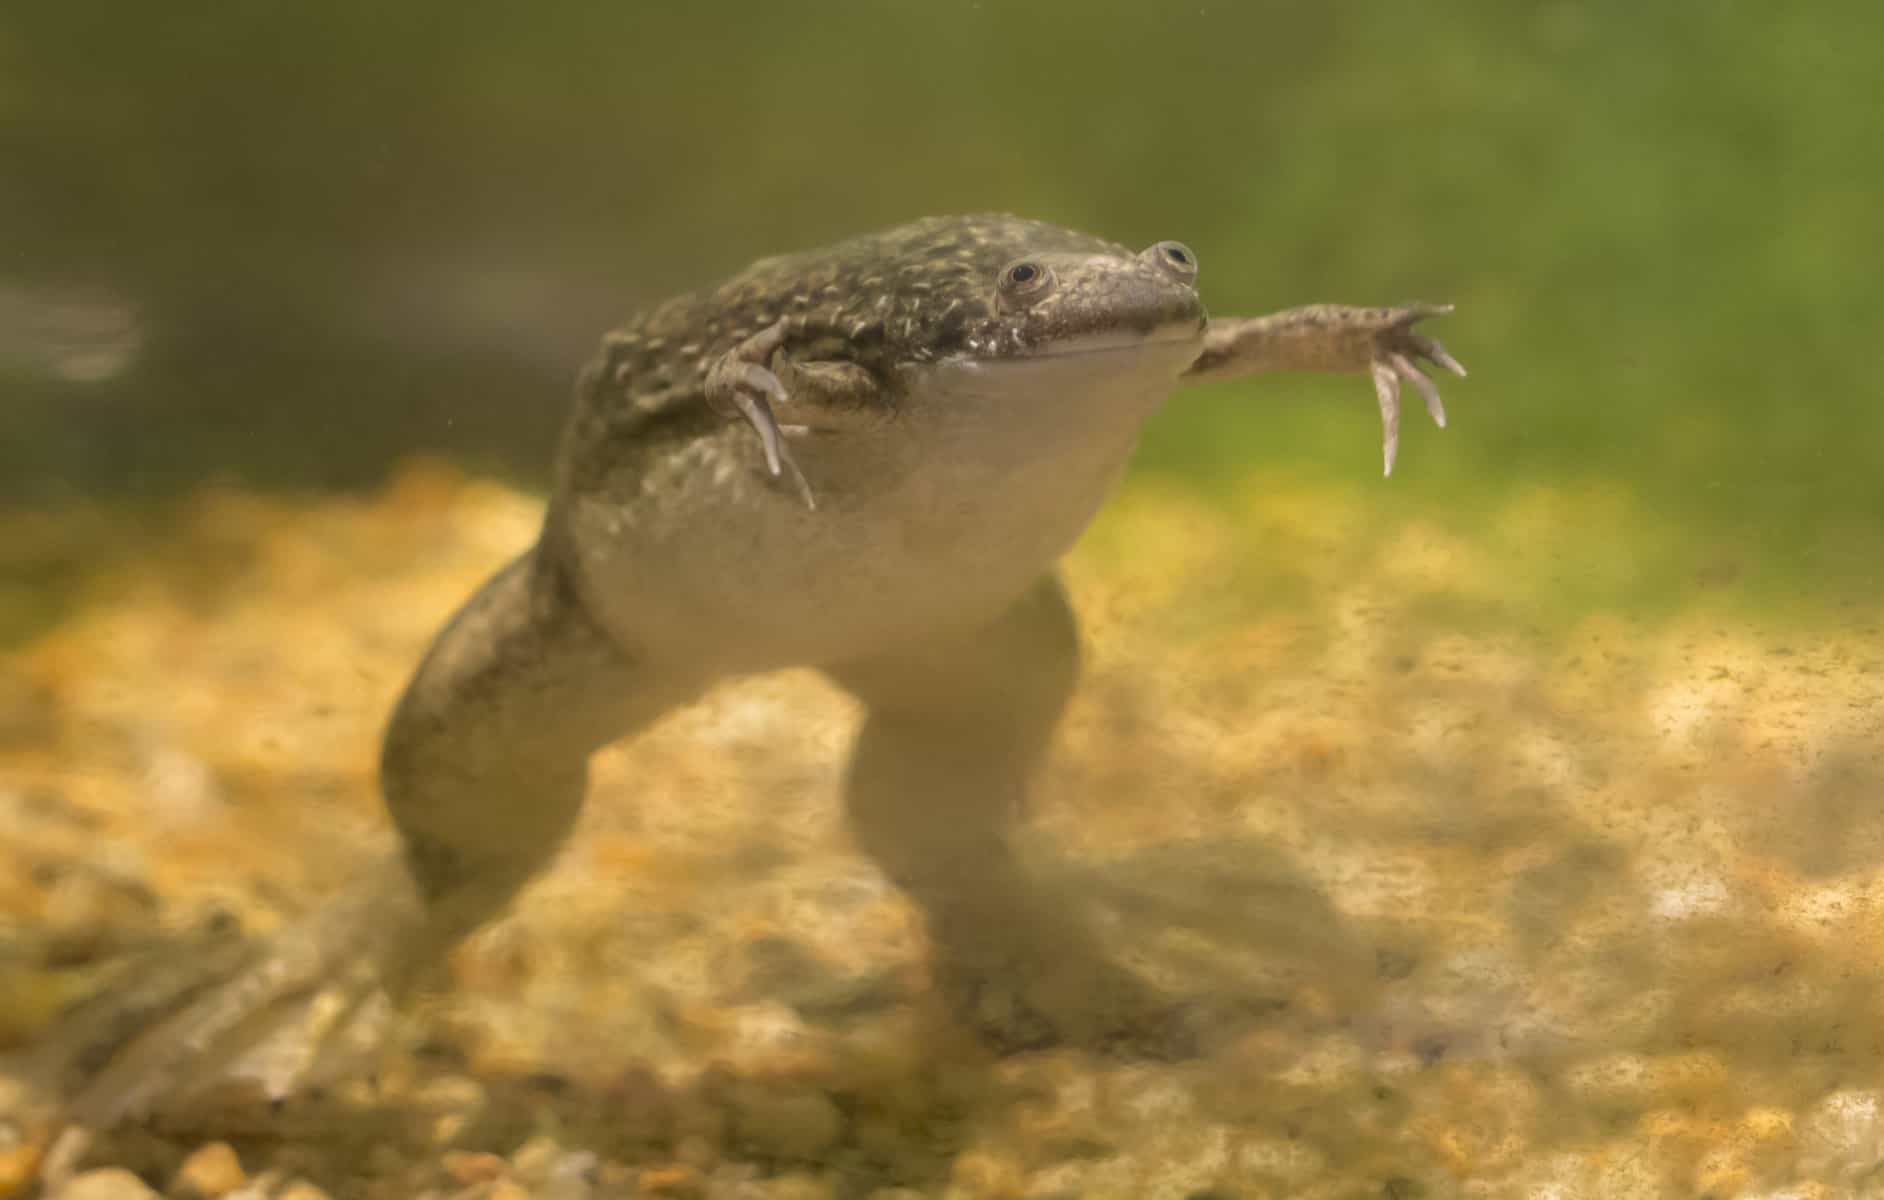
[862,215,1207,368]
[969,236,1207,361]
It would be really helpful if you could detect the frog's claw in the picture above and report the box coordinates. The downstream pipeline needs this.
[1183,301,1465,474]
[1369,304,1467,477]
[705,321,817,510]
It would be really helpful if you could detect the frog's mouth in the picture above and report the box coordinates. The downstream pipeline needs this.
[947,320,1205,381]
[1024,324,1206,361]
[940,319,1203,372]
[916,324,1203,409]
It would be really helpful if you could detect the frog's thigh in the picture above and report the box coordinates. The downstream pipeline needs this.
[823,573,1078,928]
[380,547,701,937]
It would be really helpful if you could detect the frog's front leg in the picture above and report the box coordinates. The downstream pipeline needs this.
[1184,303,1467,475]
[29,544,697,1147]
[705,319,889,510]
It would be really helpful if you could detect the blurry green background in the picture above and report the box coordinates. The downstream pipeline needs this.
[3,2,1879,614]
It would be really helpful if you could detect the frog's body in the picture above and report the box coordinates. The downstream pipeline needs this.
[30,214,1464,1140]
[553,215,1210,666]
[563,339,1198,667]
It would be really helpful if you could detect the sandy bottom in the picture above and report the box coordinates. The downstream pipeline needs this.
[3,462,1883,1199]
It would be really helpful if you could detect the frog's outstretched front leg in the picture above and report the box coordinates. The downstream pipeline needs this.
[1184,303,1466,475]
[29,547,695,1141]
[827,576,1196,1057]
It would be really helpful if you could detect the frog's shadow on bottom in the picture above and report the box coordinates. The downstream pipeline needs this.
[15,828,1378,1193]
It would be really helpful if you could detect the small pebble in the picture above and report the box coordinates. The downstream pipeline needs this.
[441,1151,508,1186]
[48,1167,160,1200]
[948,1149,1028,1197]
[506,1136,562,1182]
[413,1074,489,1113]
[170,1142,246,1198]
[545,1153,599,1189]
[636,1162,706,1197]
[221,1169,285,1200]
[0,1143,44,1196]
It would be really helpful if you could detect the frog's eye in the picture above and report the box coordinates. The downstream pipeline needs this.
[997,259,1055,304]
[1146,240,1199,282]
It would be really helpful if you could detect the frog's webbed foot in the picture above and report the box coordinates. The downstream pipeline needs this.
[705,320,818,510]
[18,862,424,1167]
[1365,303,1467,477]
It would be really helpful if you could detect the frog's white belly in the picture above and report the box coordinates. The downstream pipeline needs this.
[565,336,1199,670]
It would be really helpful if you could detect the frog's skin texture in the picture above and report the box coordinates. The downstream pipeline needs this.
[26,214,1464,1140]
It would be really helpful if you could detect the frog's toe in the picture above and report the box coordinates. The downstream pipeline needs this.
[1370,305,1465,475]
[1411,332,1468,378]
[32,938,392,1136]
[704,360,785,468]
[17,867,423,1151]
[18,949,396,1192]
[1390,352,1447,428]
[705,322,818,509]
[1381,306,1466,380]
[1371,360,1404,477]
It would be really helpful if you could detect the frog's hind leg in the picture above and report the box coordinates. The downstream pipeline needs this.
[825,575,1194,1057]
[378,543,689,939]
[29,547,696,1140]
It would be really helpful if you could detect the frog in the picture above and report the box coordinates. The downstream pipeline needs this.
[22,213,1464,1139]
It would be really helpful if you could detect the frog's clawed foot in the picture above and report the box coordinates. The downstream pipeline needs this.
[17,866,420,1173]
[705,320,817,510]
[1368,303,1467,477]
